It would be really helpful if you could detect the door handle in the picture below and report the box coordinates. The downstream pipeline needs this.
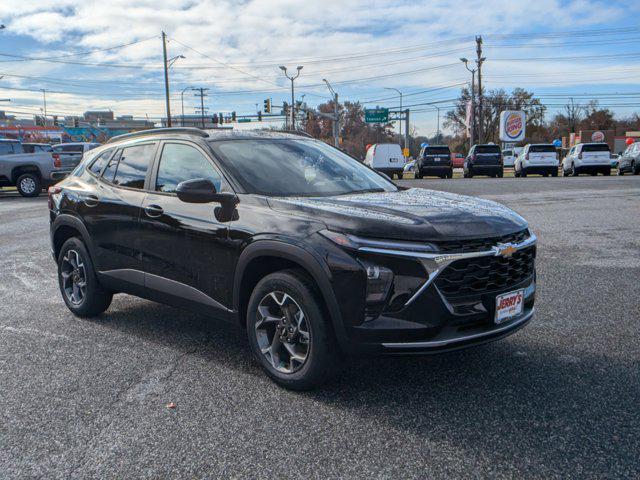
[83,194,99,207]
[144,204,164,218]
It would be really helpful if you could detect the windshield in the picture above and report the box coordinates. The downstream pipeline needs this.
[212,138,397,197]
[476,145,501,154]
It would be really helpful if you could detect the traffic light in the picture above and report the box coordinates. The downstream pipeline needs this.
[212,114,218,125]
[264,98,271,113]
[219,112,224,124]
[257,111,262,121]
[282,102,289,115]
[231,111,237,122]
[73,117,79,127]
[53,115,58,126]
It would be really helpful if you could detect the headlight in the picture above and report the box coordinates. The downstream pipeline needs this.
[358,259,394,320]
[319,229,437,253]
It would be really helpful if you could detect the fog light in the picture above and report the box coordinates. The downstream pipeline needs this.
[359,259,394,312]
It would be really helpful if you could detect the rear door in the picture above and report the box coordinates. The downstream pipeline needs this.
[529,145,557,165]
[53,144,84,169]
[582,144,611,164]
[475,145,501,165]
[422,146,451,166]
[82,141,158,274]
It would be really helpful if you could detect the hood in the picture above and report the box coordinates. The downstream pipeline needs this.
[268,188,528,241]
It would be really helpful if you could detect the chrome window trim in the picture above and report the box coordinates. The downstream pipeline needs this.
[358,232,537,307]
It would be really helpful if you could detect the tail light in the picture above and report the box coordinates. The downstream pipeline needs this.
[52,153,61,168]
[578,152,583,160]
[472,154,477,161]
[525,153,529,160]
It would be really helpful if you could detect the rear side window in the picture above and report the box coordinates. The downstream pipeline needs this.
[424,147,450,155]
[582,144,610,152]
[476,145,501,154]
[503,150,513,156]
[530,145,556,153]
[88,149,114,175]
[155,143,223,193]
[0,142,17,154]
[112,143,156,189]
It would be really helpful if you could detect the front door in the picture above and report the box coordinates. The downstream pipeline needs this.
[138,141,236,314]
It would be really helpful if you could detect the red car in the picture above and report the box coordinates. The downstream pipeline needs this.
[451,152,465,168]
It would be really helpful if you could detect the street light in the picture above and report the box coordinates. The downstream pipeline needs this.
[279,65,303,130]
[168,54,185,69]
[180,85,193,126]
[460,58,477,146]
[384,87,403,148]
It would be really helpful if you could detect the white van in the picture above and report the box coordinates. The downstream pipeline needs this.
[562,143,611,176]
[364,143,404,179]
[515,144,559,177]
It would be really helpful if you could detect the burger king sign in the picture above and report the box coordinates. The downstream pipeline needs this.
[499,110,526,142]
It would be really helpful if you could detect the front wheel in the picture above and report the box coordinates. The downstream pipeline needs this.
[552,169,558,177]
[632,162,639,175]
[16,173,42,197]
[246,270,340,390]
[396,172,403,180]
[58,237,112,317]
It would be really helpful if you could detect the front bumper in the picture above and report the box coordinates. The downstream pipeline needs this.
[338,232,537,355]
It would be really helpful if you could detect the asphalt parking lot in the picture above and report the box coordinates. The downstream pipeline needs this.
[1,176,639,479]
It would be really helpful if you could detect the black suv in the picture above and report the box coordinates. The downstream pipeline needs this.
[464,144,504,178]
[49,128,536,389]
[415,145,453,179]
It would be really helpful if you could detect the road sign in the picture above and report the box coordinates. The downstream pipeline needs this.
[402,148,410,157]
[365,108,389,123]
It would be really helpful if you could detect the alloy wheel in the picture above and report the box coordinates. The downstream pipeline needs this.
[19,177,36,194]
[255,291,310,374]
[61,249,87,305]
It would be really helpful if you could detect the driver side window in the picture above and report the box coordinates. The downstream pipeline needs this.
[155,143,225,194]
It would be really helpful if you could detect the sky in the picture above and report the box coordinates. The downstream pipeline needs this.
[1,0,640,136]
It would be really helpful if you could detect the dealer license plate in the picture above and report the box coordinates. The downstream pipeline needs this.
[495,289,524,324]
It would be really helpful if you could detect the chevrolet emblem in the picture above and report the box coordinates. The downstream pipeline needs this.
[496,244,517,258]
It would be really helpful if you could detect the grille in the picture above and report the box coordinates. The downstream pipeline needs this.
[435,245,536,297]
[434,229,529,253]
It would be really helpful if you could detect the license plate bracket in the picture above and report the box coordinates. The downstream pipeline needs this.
[494,289,524,324]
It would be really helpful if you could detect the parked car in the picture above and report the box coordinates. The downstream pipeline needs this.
[22,143,53,154]
[49,128,537,390]
[617,141,640,175]
[562,143,611,176]
[415,145,452,179]
[450,152,464,168]
[464,144,504,178]
[514,144,559,177]
[0,139,70,197]
[364,143,404,179]
[502,148,517,168]
[51,142,100,166]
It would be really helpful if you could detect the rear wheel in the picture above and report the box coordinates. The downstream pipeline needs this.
[58,237,112,317]
[571,163,579,176]
[632,161,639,175]
[603,168,611,176]
[16,173,42,198]
[552,169,558,177]
[521,168,527,178]
[246,270,340,390]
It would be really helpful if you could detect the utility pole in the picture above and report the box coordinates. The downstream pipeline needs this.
[40,89,47,126]
[161,31,172,127]
[323,79,340,148]
[180,86,193,126]
[475,36,485,144]
[193,88,209,129]
[279,65,303,130]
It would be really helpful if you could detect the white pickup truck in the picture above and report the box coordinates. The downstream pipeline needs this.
[0,139,81,197]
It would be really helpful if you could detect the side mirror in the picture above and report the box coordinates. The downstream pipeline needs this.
[176,178,238,205]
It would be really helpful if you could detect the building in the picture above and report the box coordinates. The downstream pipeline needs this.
[162,115,234,129]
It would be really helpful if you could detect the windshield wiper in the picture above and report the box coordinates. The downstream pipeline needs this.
[339,188,387,196]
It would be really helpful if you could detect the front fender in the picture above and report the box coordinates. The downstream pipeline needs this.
[233,239,349,351]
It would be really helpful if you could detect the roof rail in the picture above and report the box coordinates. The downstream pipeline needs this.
[106,127,209,144]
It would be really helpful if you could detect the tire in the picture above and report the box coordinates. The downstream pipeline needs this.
[415,172,423,179]
[497,169,504,178]
[447,170,453,179]
[396,173,403,180]
[58,237,112,317]
[633,162,640,175]
[617,167,624,176]
[603,169,611,176]
[552,169,558,177]
[246,269,340,390]
[16,173,42,198]
[467,167,474,178]
[571,163,579,176]
[521,168,527,178]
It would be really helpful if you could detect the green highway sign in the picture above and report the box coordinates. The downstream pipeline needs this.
[238,118,251,123]
[365,108,389,123]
